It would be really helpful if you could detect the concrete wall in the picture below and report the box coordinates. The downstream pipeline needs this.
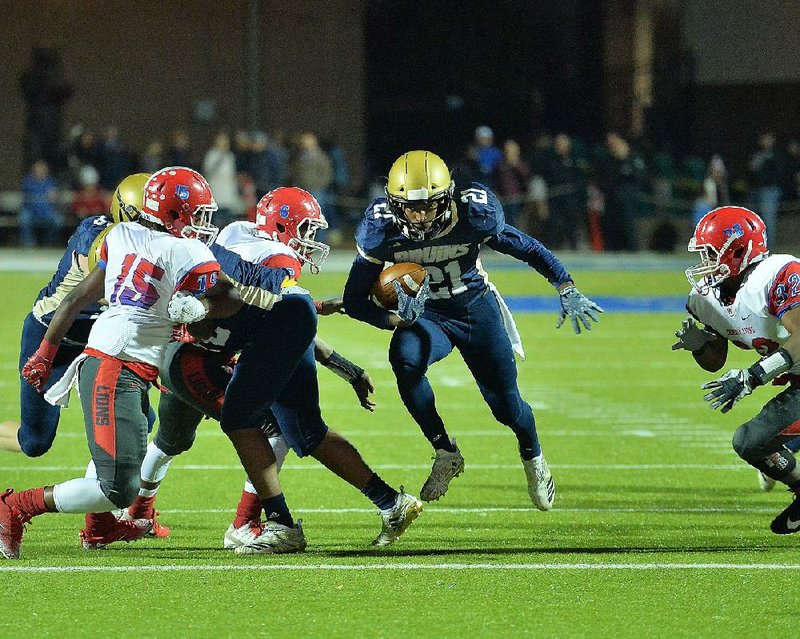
[0,0,366,188]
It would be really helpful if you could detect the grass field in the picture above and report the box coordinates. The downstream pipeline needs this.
[0,260,796,638]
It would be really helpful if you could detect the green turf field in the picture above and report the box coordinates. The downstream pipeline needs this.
[0,265,794,638]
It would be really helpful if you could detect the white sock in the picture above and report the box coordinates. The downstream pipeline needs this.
[52,478,118,513]
[84,460,97,480]
[242,437,288,493]
[138,441,175,497]
[270,435,289,473]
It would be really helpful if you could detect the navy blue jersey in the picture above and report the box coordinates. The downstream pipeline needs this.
[344,183,571,329]
[31,215,112,345]
[199,242,299,354]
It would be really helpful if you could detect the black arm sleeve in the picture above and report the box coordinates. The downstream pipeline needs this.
[485,225,571,287]
[343,256,393,330]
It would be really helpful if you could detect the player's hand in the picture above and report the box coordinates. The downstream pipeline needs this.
[168,291,208,323]
[316,298,345,316]
[556,285,603,334]
[171,323,199,344]
[21,342,58,392]
[702,369,755,412]
[394,276,430,325]
[352,371,376,412]
[671,317,716,352]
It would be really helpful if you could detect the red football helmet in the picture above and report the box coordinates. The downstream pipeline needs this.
[686,206,769,293]
[141,167,219,245]
[254,187,329,273]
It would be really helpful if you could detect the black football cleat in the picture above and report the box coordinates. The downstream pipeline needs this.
[770,496,800,535]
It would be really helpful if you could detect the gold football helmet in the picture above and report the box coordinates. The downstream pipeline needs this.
[110,172,149,223]
[386,150,454,240]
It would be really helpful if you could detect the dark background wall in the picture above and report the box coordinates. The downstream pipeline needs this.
[0,0,366,188]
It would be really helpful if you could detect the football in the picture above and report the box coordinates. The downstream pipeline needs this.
[371,262,428,310]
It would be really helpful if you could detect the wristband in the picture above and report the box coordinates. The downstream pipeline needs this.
[314,300,324,313]
[749,348,794,387]
[323,351,364,385]
[38,340,59,361]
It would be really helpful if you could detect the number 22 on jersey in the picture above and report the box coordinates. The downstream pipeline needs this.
[110,253,165,309]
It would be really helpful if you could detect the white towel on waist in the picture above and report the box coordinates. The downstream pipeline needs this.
[488,282,525,360]
[44,353,88,407]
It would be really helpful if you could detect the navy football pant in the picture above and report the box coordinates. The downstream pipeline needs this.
[17,313,155,457]
[389,292,541,459]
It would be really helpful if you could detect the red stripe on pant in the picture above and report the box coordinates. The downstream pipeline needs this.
[92,358,122,458]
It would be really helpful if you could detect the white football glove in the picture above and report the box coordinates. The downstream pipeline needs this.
[168,291,208,323]
[556,285,604,334]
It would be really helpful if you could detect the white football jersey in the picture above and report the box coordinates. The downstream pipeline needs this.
[87,222,219,367]
[688,254,800,369]
[216,221,300,273]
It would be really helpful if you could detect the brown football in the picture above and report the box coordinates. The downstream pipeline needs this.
[370,262,428,310]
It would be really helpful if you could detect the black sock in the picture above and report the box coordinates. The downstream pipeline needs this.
[261,493,294,527]
[361,473,398,511]
[430,433,455,452]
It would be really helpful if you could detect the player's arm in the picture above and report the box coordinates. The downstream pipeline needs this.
[169,262,241,323]
[702,306,800,413]
[22,267,106,390]
[487,224,603,333]
[343,255,398,330]
[313,336,375,411]
[210,243,295,310]
[671,315,728,372]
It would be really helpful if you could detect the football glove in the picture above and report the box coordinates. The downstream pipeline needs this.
[394,276,430,325]
[22,341,59,392]
[168,291,208,323]
[702,369,755,413]
[671,317,716,352]
[171,323,199,344]
[556,285,604,334]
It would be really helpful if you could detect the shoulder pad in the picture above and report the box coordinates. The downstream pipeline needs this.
[355,198,394,253]
[457,183,505,236]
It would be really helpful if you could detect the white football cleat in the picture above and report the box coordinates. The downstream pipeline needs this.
[234,520,306,555]
[223,521,263,549]
[758,470,777,493]
[371,489,423,547]
[420,439,465,502]
[522,454,555,511]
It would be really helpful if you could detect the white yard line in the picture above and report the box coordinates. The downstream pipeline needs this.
[0,562,796,574]
[157,506,777,514]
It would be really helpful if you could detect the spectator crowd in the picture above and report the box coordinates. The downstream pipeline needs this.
[10,120,800,253]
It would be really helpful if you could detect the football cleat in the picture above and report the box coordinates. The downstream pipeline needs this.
[758,470,777,493]
[223,521,263,550]
[371,489,423,547]
[522,454,556,511]
[420,440,465,502]
[80,517,152,550]
[234,520,306,555]
[770,495,800,535]
[118,496,171,538]
[0,489,25,560]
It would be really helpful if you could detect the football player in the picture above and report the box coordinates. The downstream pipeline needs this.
[132,187,422,553]
[343,150,602,508]
[672,206,800,533]
[0,173,152,456]
[0,167,242,559]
